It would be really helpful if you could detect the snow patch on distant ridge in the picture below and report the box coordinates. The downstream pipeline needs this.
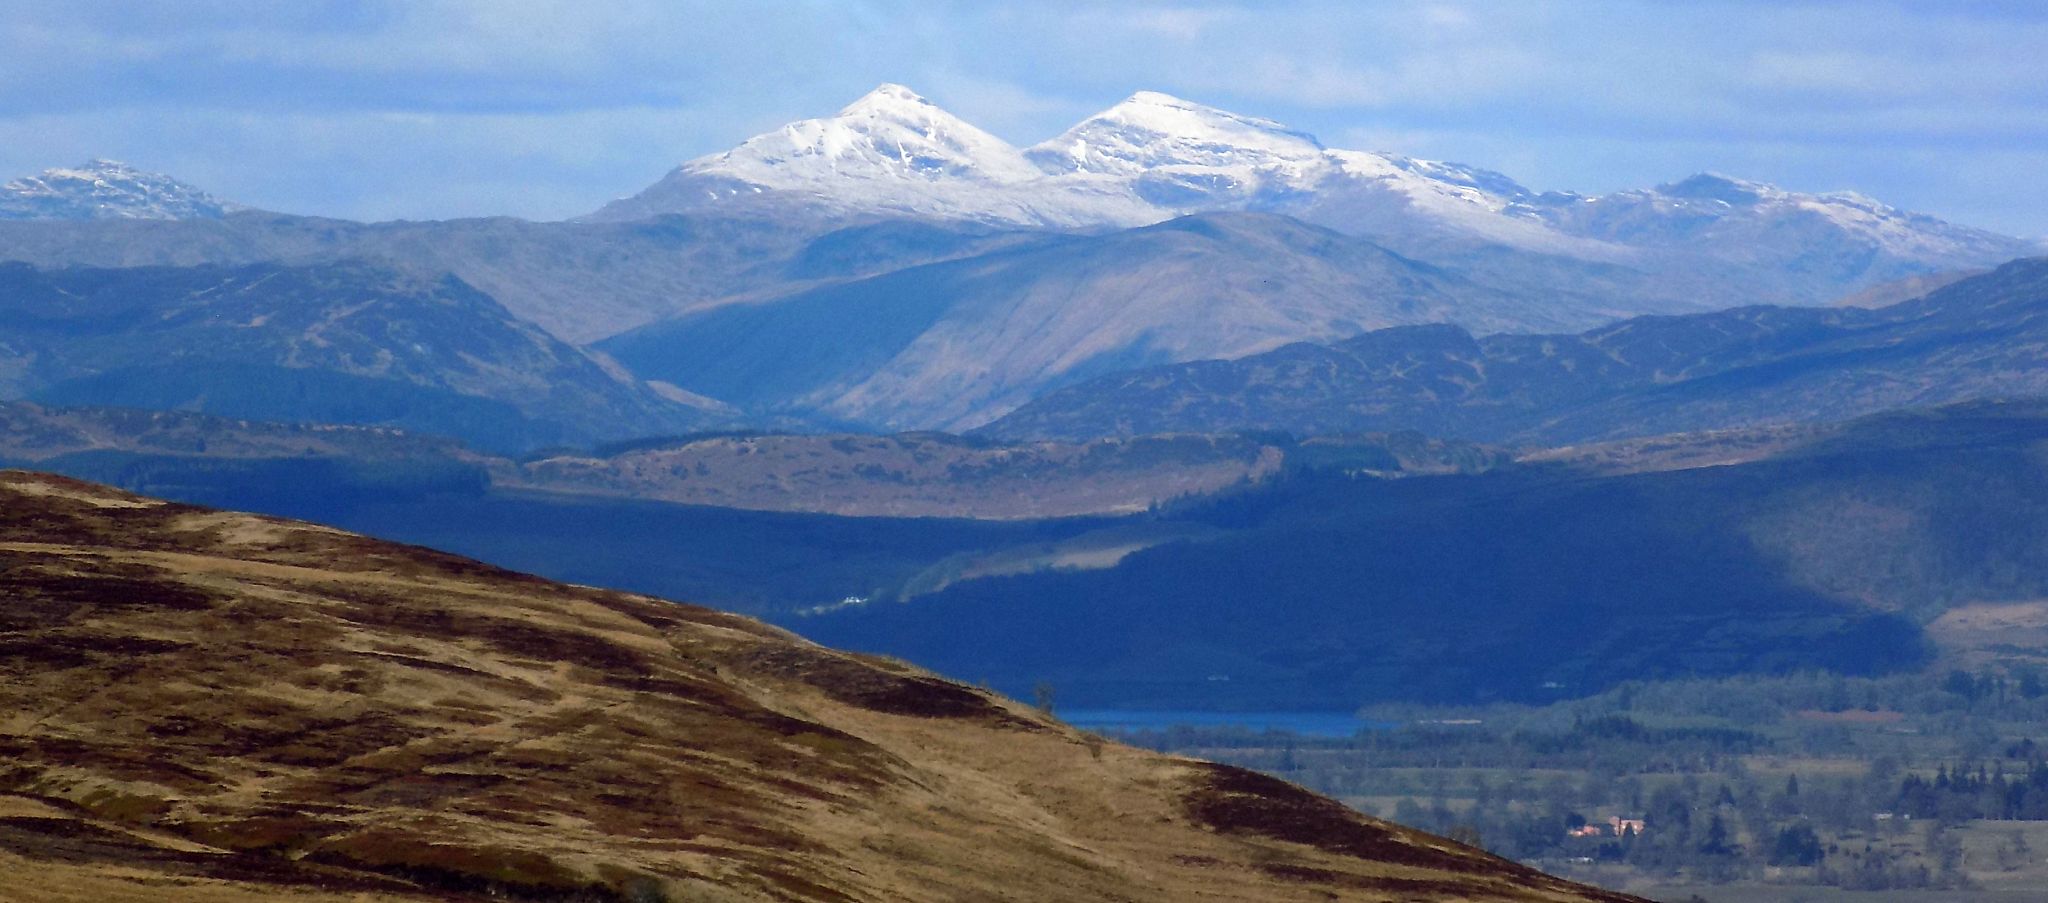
[598,85,1151,226]
[590,83,2031,273]
[0,159,239,221]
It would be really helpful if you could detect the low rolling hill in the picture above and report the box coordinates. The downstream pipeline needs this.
[0,400,1296,520]
[506,431,1286,519]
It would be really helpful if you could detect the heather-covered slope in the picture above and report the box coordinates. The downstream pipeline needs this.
[0,471,1637,903]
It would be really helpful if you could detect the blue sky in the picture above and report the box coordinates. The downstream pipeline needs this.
[2,0,2045,235]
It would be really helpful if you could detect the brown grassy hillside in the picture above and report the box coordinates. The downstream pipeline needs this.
[0,470,1639,903]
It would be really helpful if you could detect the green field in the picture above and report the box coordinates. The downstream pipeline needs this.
[1100,669,2048,899]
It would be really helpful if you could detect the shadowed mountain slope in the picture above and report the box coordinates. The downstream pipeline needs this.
[0,471,1638,903]
[0,402,472,463]
[0,210,1043,344]
[0,208,1048,344]
[0,261,718,452]
[601,212,1546,431]
[985,256,2048,443]
[799,403,2048,710]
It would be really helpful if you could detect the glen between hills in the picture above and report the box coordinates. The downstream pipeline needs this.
[13,395,2048,715]
[0,471,1638,903]
[803,401,2048,709]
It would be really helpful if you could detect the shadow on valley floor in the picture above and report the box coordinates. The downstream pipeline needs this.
[9,449,1109,618]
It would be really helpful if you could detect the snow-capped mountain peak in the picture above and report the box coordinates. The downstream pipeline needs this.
[587,85,2036,281]
[1654,172,1777,205]
[836,82,938,117]
[0,159,240,221]
[585,83,1157,225]
[1538,171,2026,265]
[1028,91,1326,177]
[684,83,1042,188]
[592,83,1532,227]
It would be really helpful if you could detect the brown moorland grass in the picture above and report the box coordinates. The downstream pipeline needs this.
[0,470,1643,903]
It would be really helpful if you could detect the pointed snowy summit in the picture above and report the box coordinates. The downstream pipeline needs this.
[835,82,940,118]
[589,84,1554,228]
[1019,91,1343,214]
[582,83,1131,224]
[1028,91,1325,177]
[684,83,1042,188]
[586,85,2029,275]
[0,159,240,221]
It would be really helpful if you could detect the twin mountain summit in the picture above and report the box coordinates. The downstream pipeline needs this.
[0,84,2037,451]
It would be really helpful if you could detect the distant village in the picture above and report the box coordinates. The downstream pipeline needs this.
[1567,817,1648,839]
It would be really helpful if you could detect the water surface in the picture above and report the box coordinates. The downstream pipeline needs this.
[1061,709,1390,738]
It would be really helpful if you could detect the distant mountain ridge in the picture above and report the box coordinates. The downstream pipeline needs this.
[592,84,2038,300]
[0,207,1033,344]
[0,158,241,221]
[0,260,719,451]
[984,256,2048,444]
[0,89,2039,441]
[599,212,1552,431]
[589,84,1136,227]
[582,85,1591,245]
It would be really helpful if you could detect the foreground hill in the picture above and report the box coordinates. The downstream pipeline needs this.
[0,261,717,452]
[987,257,2048,443]
[0,472,1634,903]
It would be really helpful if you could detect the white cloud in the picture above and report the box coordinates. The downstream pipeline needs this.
[1745,51,1895,96]
[1116,7,1233,41]
[1419,3,1475,29]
